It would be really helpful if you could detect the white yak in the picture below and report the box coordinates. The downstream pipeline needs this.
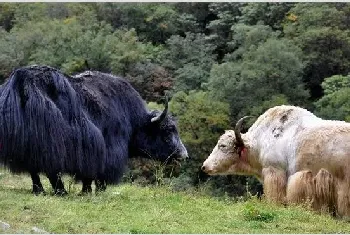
[202,105,350,217]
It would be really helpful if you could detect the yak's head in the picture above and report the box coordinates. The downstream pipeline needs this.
[132,98,188,163]
[201,116,255,175]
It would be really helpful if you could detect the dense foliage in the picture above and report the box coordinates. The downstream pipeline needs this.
[1,2,350,197]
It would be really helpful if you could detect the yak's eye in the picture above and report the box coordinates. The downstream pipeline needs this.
[219,144,227,149]
[168,126,176,132]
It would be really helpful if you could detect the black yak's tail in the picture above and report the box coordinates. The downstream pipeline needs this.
[0,65,106,178]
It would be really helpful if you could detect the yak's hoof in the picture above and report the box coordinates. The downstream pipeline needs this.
[54,189,68,196]
[32,187,46,196]
[95,188,106,195]
[78,186,92,196]
[78,190,92,196]
[95,189,106,195]
[78,192,91,196]
[95,180,107,193]
[96,185,107,193]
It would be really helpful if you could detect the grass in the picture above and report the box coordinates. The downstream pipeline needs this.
[1,170,350,234]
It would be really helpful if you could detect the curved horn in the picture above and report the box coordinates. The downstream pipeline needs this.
[151,96,168,123]
[234,116,253,147]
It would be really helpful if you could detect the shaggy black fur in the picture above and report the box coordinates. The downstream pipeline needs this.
[69,71,188,191]
[0,66,188,195]
[0,66,106,194]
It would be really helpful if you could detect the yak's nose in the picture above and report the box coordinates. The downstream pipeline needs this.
[201,165,212,174]
[183,154,190,159]
[179,146,189,159]
[201,163,214,174]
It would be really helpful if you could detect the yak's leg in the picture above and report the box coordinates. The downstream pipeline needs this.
[262,166,287,204]
[286,170,314,206]
[313,169,337,216]
[337,180,350,219]
[95,178,107,193]
[47,172,67,196]
[30,172,45,195]
[81,178,93,194]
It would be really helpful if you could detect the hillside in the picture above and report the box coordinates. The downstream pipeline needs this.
[0,170,349,234]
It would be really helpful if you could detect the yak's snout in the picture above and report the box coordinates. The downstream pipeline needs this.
[201,161,216,175]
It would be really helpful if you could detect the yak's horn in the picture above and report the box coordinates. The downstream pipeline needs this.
[234,116,254,147]
[151,96,168,123]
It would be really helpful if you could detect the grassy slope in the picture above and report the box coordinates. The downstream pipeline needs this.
[0,170,350,234]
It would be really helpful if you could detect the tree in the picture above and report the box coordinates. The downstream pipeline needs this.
[11,3,97,25]
[162,33,215,92]
[126,62,173,102]
[169,91,231,182]
[0,13,156,78]
[174,2,212,35]
[108,29,156,76]
[314,74,350,121]
[0,3,17,31]
[206,3,293,61]
[206,2,242,61]
[209,38,308,120]
[284,3,350,100]
[96,3,180,44]
[238,3,294,30]
[170,91,230,150]
[226,23,280,61]
[27,17,115,73]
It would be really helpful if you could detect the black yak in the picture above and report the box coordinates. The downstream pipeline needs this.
[0,65,188,195]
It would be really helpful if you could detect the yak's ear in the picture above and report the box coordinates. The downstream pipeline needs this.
[150,96,168,123]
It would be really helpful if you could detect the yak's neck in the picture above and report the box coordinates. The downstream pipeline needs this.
[242,134,263,179]
[131,108,149,129]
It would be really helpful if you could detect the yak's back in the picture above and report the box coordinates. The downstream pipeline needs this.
[70,71,148,126]
[247,105,321,139]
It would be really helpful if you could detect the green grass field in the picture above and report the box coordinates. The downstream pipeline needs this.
[1,170,350,234]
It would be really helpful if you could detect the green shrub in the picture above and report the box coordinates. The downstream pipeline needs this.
[242,201,276,222]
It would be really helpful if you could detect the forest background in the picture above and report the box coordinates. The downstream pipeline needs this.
[1,2,350,198]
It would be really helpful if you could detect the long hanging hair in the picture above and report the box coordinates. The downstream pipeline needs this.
[0,66,106,178]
